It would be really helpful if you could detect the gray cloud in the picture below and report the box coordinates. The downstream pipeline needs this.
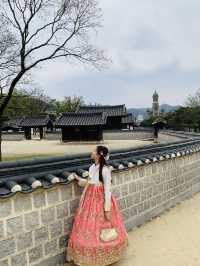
[34,0,200,107]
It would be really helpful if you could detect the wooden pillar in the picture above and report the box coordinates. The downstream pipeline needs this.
[24,128,31,140]
[39,127,44,139]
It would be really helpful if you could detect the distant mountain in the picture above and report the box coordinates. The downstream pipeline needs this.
[128,104,181,119]
[159,104,181,113]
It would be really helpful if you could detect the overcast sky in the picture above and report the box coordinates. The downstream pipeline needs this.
[34,0,200,108]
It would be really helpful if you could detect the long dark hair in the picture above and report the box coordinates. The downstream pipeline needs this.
[96,145,109,183]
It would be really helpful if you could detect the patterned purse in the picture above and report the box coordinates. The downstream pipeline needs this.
[100,227,118,242]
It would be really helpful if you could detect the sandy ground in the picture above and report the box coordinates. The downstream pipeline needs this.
[65,191,200,266]
[2,139,153,160]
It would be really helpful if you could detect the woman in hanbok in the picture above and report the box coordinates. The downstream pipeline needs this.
[66,145,129,266]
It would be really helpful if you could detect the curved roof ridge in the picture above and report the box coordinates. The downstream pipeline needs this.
[79,104,125,108]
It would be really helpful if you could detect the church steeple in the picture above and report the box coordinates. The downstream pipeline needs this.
[152,90,160,117]
[153,89,158,100]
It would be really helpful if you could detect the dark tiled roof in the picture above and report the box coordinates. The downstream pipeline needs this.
[122,113,135,124]
[77,105,127,117]
[3,118,23,129]
[56,112,107,127]
[20,116,52,127]
[0,137,200,198]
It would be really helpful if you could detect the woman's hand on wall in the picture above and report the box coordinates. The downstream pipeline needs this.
[74,174,81,181]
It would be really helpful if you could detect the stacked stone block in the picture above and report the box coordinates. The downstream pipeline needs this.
[0,183,84,266]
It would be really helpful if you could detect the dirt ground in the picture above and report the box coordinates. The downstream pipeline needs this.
[2,139,153,160]
[65,191,200,266]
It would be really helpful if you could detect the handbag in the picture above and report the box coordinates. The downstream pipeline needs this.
[100,226,119,242]
[100,216,119,242]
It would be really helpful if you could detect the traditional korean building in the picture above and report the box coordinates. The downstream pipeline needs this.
[76,104,127,130]
[2,118,23,132]
[20,115,53,140]
[56,112,107,141]
[121,113,135,129]
[4,105,134,141]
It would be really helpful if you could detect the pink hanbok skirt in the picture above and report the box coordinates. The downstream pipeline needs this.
[66,183,129,266]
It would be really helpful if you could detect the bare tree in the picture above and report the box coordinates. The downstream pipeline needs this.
[185,88,200,107]
[0,0,107,160]
[0,18,19,97]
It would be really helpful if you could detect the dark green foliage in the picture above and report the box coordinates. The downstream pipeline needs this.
[164,106,200,131]
[3,89,84,120]
[141,106,200,131]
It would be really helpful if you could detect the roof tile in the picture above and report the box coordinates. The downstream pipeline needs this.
[56,112,107,126]
[20,116,52,127]
[77,105,127,117]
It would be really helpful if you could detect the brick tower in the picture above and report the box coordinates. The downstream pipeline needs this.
[152,90,160,117]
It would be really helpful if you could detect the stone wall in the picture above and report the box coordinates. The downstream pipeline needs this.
[103,130,153,140]
[2,130,153,141]
[0,183,83,266]
[2,133,61,141]
[2,133,24,141]
[1,151,200,265]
